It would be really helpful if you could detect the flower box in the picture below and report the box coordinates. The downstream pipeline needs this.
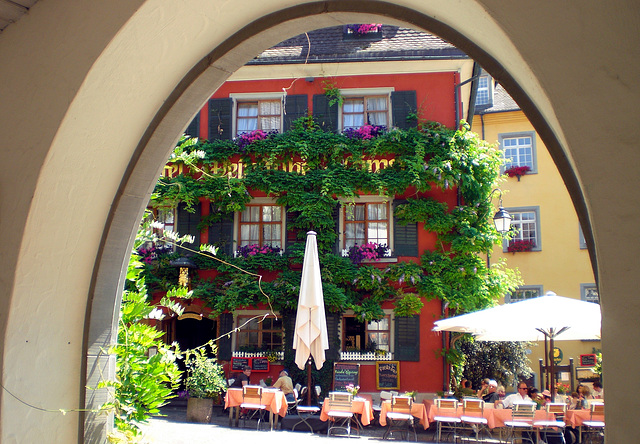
[342,243,391,264]
[505,165,531,181]
[507,239,535,253]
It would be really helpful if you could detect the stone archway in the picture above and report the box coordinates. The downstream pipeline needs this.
[0,1,637,442]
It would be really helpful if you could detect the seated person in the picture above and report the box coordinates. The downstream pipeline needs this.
[496,381,532,408]
[592,380,604,400]
[482,380,500,403]
[229,365,252,388]
[272,369,295,402]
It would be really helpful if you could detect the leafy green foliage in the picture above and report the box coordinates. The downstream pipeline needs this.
[184,348,227,398]
[149,119,522,325]
[457,335,533,389]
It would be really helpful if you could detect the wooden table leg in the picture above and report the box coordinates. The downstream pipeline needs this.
[228,406,234,427]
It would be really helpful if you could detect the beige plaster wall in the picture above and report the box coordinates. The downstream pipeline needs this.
[0,1,637,442]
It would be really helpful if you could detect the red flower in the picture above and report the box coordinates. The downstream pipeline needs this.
[505,165,531,178]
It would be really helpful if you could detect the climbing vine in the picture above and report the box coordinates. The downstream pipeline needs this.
[146,118,521,320]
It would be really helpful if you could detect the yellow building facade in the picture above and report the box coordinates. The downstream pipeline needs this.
[472,82,601,389]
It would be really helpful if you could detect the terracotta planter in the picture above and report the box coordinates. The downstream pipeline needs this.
[186,397,214,423]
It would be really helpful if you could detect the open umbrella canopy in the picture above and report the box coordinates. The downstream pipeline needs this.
[293,231,329,371]
[432,291,601,341]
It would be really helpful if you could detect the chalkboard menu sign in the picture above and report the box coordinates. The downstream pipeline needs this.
[376,361,400,390]
[580,353,597,366]
[333,362,360,391]
[251,357,269,371]
[231,357,250,371]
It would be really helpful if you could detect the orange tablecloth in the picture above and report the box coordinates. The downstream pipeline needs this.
[424,400,554,429]
[225,388,289,417]
[565,409,602,428]
[379,400,429,429]
[320,394,374,426]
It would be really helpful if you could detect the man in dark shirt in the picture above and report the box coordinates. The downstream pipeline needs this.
[229,365,252,388]
[482,380,500,403]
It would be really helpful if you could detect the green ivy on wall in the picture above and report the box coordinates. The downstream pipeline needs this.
[147,118,521,319]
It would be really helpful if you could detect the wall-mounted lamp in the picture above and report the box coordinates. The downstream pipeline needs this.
[169,256,198,288]
[489,189,512,234]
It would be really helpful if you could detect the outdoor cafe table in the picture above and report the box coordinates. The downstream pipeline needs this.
[565,409,604,443]
[319,393,375,427]
[379,399,429,429]
[424,399,555,429]
[225,388,288,430]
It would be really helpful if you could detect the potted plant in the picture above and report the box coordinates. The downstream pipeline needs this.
[504,165,531,181]
[184,348,227,423]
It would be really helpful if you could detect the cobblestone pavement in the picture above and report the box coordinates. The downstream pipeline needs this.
[139,401,444,444]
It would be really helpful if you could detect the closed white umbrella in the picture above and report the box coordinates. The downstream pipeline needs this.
[433,291,601,397]
[293,231,329,404]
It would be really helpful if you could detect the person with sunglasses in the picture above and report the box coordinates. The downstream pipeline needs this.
[496,382,532,408]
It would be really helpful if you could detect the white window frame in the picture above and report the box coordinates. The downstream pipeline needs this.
[338,87,394,132]
[506,285,543,303]
[338,196,394,252]
[230,92,285,136]
[475,75,494,107]
[503,206,542,252]
[499,131,538,174]
[234,197,286,251]
[581,284,600,304]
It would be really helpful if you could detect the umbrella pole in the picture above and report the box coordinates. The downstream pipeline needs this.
[544,336,549,390]
[549,332,556,400]
[307,307,312,405]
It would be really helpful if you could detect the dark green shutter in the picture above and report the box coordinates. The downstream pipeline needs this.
[208,98,232,140]
[284,95,308,131]
[217,313,234,361]
[393,200,418,257]
[177,202,201,247]
[391,90,418,129]
[312,94,339,132]
[208,210,235,256]
[185,113,200,138]
[325,313,341,361]
[284,208,302,251]
[394,315,420,361]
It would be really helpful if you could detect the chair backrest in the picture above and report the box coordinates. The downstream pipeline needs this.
[327,392,353,410]
[546,402,567,417]
[289,388,299,405]
[511,402,537,425]
[391,395,413,413]
[295,383,302,393]
[435,398,458,414]
[590,402,605,420]
[463,398,485,416]
[315,385,322,397]
[380,391,393,403]
[243,385,263,404]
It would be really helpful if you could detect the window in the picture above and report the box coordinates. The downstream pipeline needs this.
[236,315,283,351]
[475,76,493,107]
[505,207,541,252]
[154,207,175,249]
[239,205,283,248]
[344,202,389,249]
[236,99,281,135]
[500,132,537,173]
[506,285,543,303]
[343,315,390,352]
[581,284,600,304]
[342,96,389,130]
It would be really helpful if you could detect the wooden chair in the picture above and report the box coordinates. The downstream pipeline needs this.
[326,392,356,437]
[433,398,461,443]
[581,402,605,444]
[504,402,537,444]
[383,395,417,441]
[534,402,567,444]
[460,398,490,443]
[240,385,268,430]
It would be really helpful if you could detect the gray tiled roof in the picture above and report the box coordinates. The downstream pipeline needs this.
[475,83,521,114]
[248,25,467,65]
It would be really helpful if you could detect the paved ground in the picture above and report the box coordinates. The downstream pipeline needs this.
[139,400,444,444]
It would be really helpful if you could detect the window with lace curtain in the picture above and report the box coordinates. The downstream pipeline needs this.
[342,95,389,130]
[236,99,281,135]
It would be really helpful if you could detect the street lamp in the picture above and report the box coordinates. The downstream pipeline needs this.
[169,256,198,288]
[489,189,511,234]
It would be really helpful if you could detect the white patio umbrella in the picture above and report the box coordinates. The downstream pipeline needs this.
[293,231,329,404]
[432,291,601,397]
